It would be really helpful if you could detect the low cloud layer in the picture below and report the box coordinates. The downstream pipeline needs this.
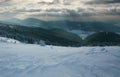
[86,0,120,4]
[0,0,120,21]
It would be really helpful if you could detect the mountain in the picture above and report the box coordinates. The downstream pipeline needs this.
[4,18,120,35]
[0,23,82,46]
[84,32,120,46]
[1,19,120,46]
[1,18,120,40]
[3,18,120,33]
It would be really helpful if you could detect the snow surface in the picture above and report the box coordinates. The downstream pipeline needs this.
[0,40,120,77]
[0,37,20,44]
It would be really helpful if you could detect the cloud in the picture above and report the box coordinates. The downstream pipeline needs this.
[86,0,120,4]
[0,0,119,21]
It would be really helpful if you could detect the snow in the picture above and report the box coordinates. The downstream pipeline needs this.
[0,37,20,44]
[0,40,120,77]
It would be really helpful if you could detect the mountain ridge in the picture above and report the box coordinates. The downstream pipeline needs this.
[1,18,120,34]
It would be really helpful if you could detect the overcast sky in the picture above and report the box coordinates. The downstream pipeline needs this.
[0,0,120,21]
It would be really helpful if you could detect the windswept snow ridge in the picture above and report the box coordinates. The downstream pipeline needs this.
[0,42,120,77]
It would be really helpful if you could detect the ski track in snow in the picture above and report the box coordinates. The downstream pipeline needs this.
[0,42,120,77]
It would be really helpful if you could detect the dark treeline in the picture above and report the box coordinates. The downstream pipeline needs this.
[0,23,120,46]
[83,32,120,46]
[0,24,82,46]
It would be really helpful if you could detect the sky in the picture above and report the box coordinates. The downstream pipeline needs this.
[0,0,120,21]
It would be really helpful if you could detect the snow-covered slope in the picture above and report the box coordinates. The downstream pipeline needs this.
[0,42,120,77]
[0,37,20,43]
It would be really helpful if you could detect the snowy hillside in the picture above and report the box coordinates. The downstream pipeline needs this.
[0,37,20,43]
[0,41,120,77]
